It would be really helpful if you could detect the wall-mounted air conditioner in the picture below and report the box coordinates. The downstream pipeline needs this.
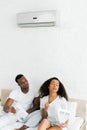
[16,10,56,27]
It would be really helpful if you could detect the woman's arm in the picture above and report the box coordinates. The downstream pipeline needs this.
[42,102,49,119]
[42,108,48,119]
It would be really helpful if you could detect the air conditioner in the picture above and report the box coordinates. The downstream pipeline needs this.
[16,10,56,27]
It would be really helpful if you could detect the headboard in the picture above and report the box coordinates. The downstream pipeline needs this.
[1,89,12,106]
[69,98,86,120]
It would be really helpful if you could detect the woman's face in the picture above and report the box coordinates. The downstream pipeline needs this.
[49,79,59,94]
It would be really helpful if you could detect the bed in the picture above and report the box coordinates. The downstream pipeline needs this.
[0,89,86,130]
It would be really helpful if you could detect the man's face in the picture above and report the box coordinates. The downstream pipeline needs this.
[17,76,29,89]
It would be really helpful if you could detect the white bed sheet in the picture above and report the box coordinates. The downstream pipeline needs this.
[0,106,84,130]
[67,117,84,130]
[0,117,83,130]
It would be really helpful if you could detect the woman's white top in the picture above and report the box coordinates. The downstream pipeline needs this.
[40,95,67,126]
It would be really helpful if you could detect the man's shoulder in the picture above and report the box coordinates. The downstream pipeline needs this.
[29,88,35,96]
[9,87,20,97]
[10,87,19,93]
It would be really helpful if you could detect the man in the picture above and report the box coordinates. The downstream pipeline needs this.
[0,74,41,130]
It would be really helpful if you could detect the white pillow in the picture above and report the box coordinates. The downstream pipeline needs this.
[67,101,77,125]
[67,117,84,130]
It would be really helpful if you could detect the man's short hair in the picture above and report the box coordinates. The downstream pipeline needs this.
[15,74,24,83]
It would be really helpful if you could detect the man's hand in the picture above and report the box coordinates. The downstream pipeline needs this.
[3,105,16,113]
[9,106,16,113]
[3,98,15,113]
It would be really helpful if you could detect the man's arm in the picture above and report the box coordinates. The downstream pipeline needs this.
[27,96,40,114]
[3,98,16,113]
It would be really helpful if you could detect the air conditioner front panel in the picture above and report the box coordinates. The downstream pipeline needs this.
[16,10,56,27]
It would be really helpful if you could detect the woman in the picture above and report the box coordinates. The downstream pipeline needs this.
[38,77,68,130]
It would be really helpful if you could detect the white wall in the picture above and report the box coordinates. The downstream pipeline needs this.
[0,0,87,100]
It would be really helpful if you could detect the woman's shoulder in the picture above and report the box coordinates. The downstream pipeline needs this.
[59,96,67,102]
[40,95,49,101]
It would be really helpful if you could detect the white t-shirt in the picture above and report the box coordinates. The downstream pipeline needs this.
[9,87,35,111]
[40,95,68,126]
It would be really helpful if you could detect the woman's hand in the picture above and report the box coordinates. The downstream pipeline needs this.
[60,120,68,128]
[45,102,49,111]
[42,102,49,119]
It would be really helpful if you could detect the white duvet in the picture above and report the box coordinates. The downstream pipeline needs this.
[0,106,84,130]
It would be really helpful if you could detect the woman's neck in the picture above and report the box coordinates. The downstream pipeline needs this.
[48,93,58,103]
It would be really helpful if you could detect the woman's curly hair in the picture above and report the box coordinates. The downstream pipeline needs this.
[39,77,68,101]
